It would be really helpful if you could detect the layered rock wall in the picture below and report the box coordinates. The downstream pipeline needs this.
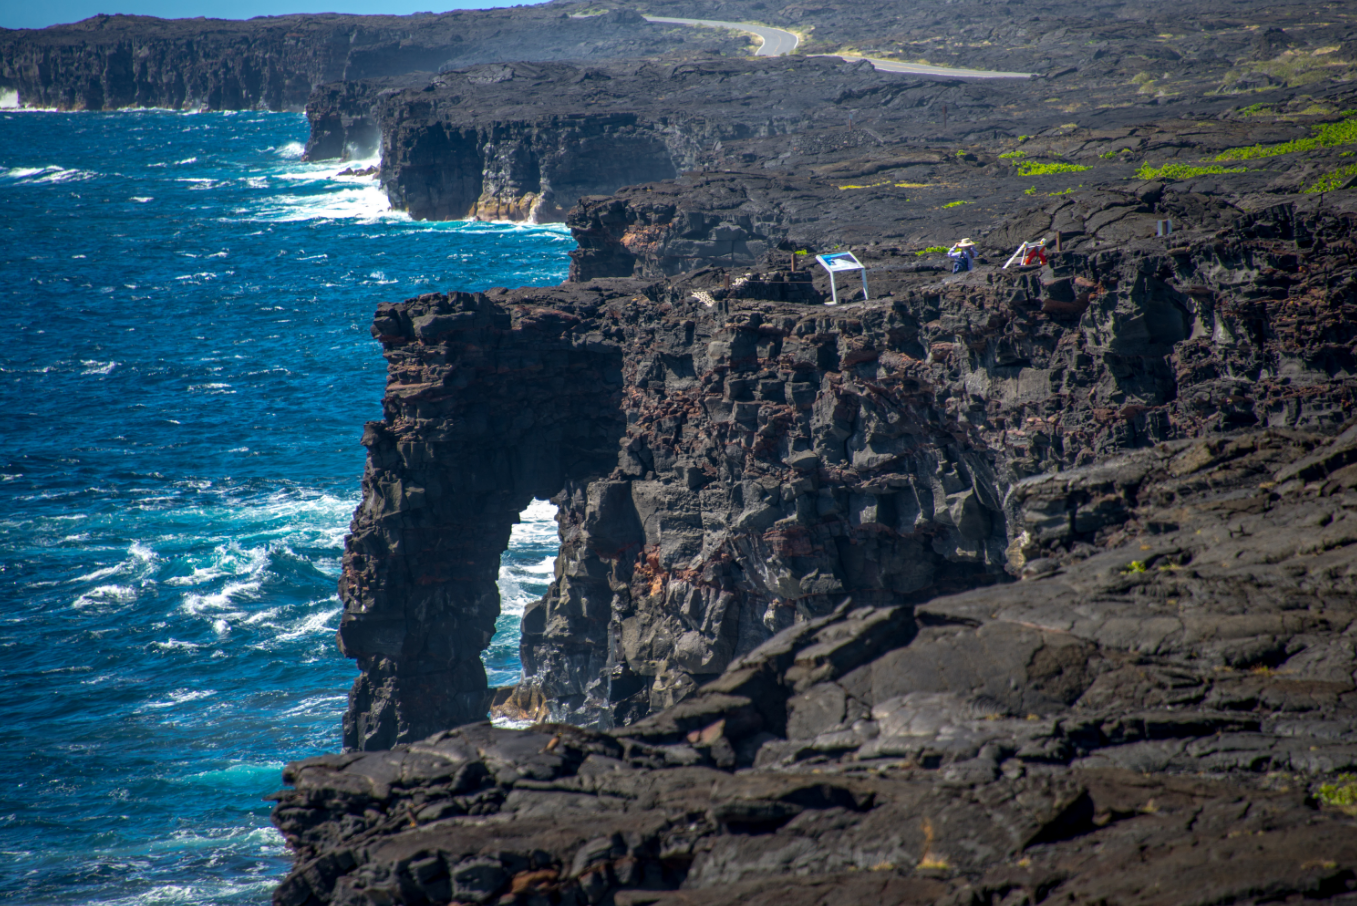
[0,9,738,112]
[350,58,1012,221]
[339,291,628,750]
[338,198,1356,750]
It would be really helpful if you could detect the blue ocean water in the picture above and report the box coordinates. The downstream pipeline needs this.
[0,110,566,905]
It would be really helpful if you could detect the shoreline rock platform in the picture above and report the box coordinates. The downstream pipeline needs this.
[5,0,1356,903]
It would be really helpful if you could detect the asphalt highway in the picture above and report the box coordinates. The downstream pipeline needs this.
[642,16,800,57]
[645,16,1031,79]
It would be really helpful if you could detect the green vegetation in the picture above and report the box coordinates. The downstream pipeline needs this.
[1122,560,1148,575]
[1047,187,1077,196]
[1216,116,1357,161]
[999,150,1027,160]
[942,200,972,208]
[1318,775,1357,814]
[1135,162,1247,181]
[1100,148,1127,160]
[1305,163,1357,193]
[914,245,949,256]
[1015,161,1090,177]
[1024,186,1037,195]
[1237,102,1274,118]
[1017,135,1030,143]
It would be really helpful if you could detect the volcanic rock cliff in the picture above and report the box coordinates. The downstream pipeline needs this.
[264,1,1357,901]
[0,8,740,111]
[282,191,1357,903]
[336,57,1016,222]
[335,190,1356,755]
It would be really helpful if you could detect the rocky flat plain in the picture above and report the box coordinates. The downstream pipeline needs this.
[6,0,1354,903]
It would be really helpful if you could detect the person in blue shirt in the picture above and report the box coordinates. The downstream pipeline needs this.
[948,238,978,273]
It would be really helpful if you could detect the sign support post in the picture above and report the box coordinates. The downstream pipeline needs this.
[814,251,868,305]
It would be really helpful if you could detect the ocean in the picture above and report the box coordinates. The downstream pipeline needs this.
[0,110,568,905]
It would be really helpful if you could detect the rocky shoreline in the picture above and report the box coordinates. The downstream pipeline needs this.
[285,1,1357,901]
[7,0,1357,903]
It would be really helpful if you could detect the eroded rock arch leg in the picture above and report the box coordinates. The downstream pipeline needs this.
[336,290,625,750]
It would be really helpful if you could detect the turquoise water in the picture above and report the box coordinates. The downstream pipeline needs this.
[0,110,565,904]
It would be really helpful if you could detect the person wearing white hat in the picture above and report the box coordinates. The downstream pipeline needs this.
[948,238,978,273]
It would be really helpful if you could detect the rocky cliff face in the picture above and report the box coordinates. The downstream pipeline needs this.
[276,417,1357,906]
[351,57,1012,220]
[336,194,1355,754]
[0,8,740,112]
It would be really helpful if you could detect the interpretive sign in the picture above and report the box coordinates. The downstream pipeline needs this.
[814,251,869,304]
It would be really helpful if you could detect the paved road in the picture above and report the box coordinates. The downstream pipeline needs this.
[645,15,1030,79]
[642,16,800,57]
[837,54,1030,80]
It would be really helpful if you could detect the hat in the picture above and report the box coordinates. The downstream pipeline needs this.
[956,238,976,248]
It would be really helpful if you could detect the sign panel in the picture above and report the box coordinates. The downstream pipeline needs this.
[815,251,864,273]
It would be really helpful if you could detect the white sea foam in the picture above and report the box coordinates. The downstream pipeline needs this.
[279,693,348,719]
[0,89,18,109]
[2,165,98,184]
[73,563,124,583]
[80,360,117,375]
[256,184,406,223]
[181,578,259,617]
[72,584,137,610]
[149,638,203,652]
[276,141,305,158]
[131,196,154,203]
[522,555,556,575]
[139,689,215,710]
[271,606,340,642]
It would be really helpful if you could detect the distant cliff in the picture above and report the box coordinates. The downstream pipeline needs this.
[317,57,1008,219]
[0,9,739,112]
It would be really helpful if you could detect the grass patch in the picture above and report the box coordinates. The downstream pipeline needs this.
[999,150,1027,159]
[942,200,972,208]
[1135,162,1246,180]
[1318,775,1357,814]
[1216,115,1357,161]
[1024,186,1037,195]
[1015,161,1090,177]
[1305,163,1357,193]
[1122,560,1147,575]
[914,246,949,256]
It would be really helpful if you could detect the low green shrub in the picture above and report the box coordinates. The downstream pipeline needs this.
[942,200,972,208]
[913,245,949,256]
[1016,161,1089,176]
[998,150,1027,160]
[1318,775,1357,813]
[1305,163,1357,193]
[1135,162,1246,180]
[1216,115,1357,161]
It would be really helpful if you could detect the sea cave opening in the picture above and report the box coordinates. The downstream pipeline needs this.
[485,498,560,695]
